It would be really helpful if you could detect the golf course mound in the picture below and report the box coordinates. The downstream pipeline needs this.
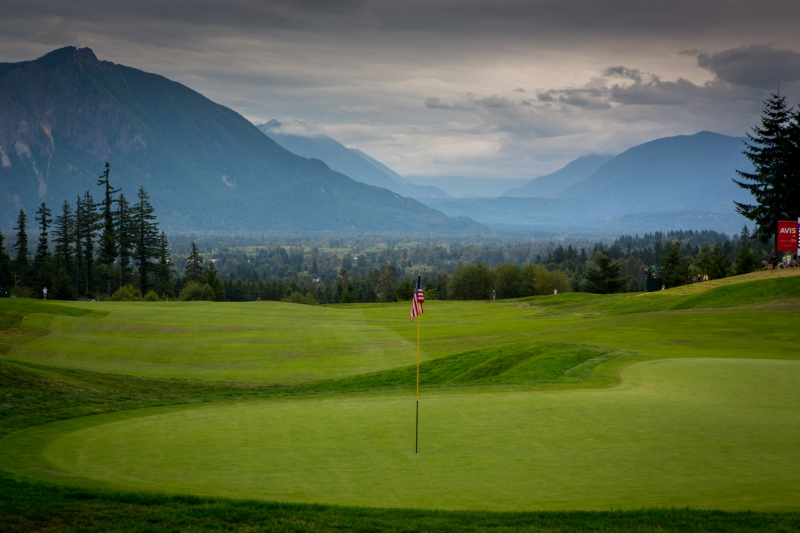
[3,357,800,511]
[518,268,800,316]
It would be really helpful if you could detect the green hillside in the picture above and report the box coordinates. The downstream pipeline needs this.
[0,47,482,233]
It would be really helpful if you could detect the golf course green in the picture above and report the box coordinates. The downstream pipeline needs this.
[1,268,800,513]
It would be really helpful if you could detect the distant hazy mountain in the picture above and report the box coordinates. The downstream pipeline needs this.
[405,176,530,198]
[421,131,754,234]
[419,197,590,227]
[349,148,411,184]
[258,121,451,199]
[560,131,752,214]
[0,47,481,233]
[502,154,613,198]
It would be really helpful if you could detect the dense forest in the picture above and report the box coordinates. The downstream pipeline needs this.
[167,228,773,303]
[0,162,777,303]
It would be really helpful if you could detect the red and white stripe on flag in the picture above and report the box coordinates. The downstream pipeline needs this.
[411,289,424,320]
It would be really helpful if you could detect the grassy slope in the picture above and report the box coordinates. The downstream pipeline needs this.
[2,270,800,529]
[3,269,798,382]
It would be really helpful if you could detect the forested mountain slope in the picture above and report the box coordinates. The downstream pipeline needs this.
[0,47,481,233]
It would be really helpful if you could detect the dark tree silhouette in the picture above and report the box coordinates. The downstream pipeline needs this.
[583,249,626,294]
[12,209,29,286]
[97,162,121,296]
[185,242,204,282]
[734,92,800,247]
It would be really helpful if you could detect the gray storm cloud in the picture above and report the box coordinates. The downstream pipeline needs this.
[696,45,800,89]
[2,0,800,178]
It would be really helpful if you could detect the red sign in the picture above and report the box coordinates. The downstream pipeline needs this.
[777,220,799,251]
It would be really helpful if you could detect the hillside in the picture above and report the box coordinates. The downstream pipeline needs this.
[0,47,481,233]
[422,131,752,233]
[502,154,613,198]
[560,131,752,214]
[258,121,451,199]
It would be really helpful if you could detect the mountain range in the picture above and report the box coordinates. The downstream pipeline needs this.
[502,154,613,198]
[0,47,756,237]
[258,121,451,199]
[0,47,481,233]
[420,131,753,234]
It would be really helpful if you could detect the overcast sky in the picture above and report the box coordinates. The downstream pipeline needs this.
[3,0,800,180]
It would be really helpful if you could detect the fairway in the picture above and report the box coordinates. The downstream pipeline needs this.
[2,270,800,516]
[3,268,800,382]
[4,357,800,510]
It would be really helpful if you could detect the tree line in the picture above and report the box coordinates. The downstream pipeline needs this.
[0,163,171,300]
[186,226,769,304]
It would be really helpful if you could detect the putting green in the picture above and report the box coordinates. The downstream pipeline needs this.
[6,357,800,511]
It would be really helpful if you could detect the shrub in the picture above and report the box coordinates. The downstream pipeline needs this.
[493,263,523,299]
[111,285,142,301]
[534,267,572,295]
[179,281,215,301]
[144,290,160,302]
[10,285,31,299]
[281,291,318,305]
[395,277,414,301]
[448,262,493,300]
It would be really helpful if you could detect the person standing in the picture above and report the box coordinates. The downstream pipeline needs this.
[42,286,48,300]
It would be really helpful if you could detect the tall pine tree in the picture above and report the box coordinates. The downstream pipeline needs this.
[12,209,29,287]
[33,202,53,290]
[73,196,84,296]
[115,193,135,289]
[0,230,11,292]
[97,162,121,296]
[133,187,159,294]
[660,241,689,288]
[583,249,626,294]
[53,201,75,273]
[185,242,204,281]
[77,191,98,297]
[734,92,800,247]
[153,232,173,297]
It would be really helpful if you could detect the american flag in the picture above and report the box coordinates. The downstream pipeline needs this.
[410,275,424,321]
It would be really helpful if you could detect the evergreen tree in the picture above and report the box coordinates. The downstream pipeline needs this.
[583,249,626,294]
[53,201,75,273]
[33,202,53,290]
[734,92,800,246]
[0,230,12,292]
[706,243,731,280]
[695,242,714,276]
[153,232,174,297]
[660,241,688,288]
[77,191,98,297]
[73,196,84,297]
[12,209,29,287]
[133,187,159,294]
[115,193,135,289]
[97,162,121,296]
[185,242,204,281]
[734,227,763,275]
[203,260,225,301]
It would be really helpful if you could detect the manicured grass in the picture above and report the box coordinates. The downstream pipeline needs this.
[4,270,799,383]
[5,475,800,533]
[5,358,800,511]
[2,269,800,530]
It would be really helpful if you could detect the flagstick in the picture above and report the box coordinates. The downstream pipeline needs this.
[415,314,421,454]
